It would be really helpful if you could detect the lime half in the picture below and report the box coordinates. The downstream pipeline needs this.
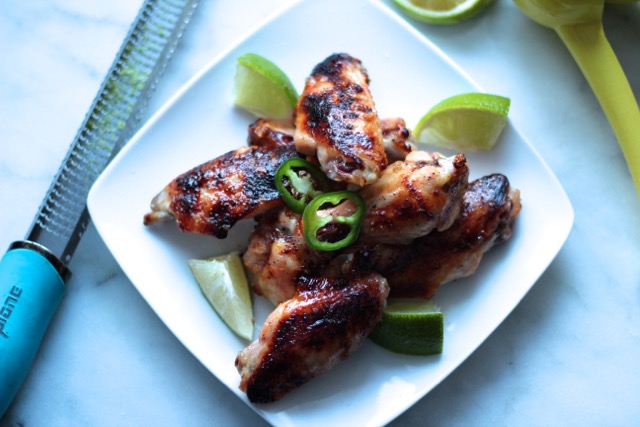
[414,92,510,152]
[369,300,443,356]
[233,53,298,122]
[392,0,496,24]
[188,253,254,340]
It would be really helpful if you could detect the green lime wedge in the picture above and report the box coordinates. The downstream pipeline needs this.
[369,300,443,356]
[392,0,496,25]
[188,253,254,340]
[233,53,298,122]
[414,92,510,152]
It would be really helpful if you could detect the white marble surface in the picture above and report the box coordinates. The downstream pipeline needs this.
[1,0,639,425]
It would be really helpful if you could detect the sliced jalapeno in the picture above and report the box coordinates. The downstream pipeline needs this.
[302,191,365,251]
[275,158,330,213]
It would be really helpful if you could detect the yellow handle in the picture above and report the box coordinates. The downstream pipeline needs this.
[556,22,640,198]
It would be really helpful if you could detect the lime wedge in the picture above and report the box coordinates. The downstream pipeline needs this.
[233,53,299,122]
[392,0,496,24]
[188,253,254,340]
[369,300,443,355]
[414,92,510,152]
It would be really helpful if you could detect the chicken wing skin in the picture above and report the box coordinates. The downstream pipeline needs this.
[380,117,414,161]
[242,208,331,305]
[384,173,521,298]
[250,116,411,160]
[143,145,299,238]
[235,272,389,403]
[331,174,521,299]
[294,53,387,186]
[247,118,295,149]
[359,151,469,244]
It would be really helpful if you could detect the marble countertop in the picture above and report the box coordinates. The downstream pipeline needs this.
[1,0,639,425]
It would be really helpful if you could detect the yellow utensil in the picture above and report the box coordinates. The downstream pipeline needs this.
[513,0,640,198]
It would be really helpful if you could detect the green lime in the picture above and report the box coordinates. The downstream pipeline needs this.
[414,92,510,152]
[188,253,254,340]
[392,0,496,25]
[369,300,443,356]
[233,53,298,122]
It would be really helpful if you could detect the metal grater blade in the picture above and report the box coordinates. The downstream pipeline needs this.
[25,0,199,266]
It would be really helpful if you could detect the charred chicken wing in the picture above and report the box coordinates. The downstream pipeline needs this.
[235,272,389,403]
[333,174,521,298]
[359,151,469,244]
[294,53,388,186]
[143,145,299,238]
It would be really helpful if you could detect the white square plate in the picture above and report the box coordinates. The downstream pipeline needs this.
[88,0,574,425]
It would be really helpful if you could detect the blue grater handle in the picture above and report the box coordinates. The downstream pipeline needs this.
[0,243,67,416]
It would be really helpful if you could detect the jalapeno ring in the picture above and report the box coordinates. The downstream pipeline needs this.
[302,191,365,251]
[275,158,330,213]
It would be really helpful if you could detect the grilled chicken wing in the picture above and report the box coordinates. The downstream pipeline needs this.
[332,174,521,299]
[235,272,389,403]
[384,173,521,298]
[294,53,388,186]
[242,208,330,305]
[359,151,469,244]
[247,118,295,149]
[143,145,299,238]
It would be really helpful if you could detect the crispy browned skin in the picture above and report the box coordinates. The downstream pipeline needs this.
[143,145,299,238]
[294,53,387,186]
[247,118,295,149]
[242,208,331,305]
[331,174,521,298]
[250,116,411,159]
[235,272,389,403]
[384,174,521,298]
[380,117,414,161]
[359,151,469,244]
